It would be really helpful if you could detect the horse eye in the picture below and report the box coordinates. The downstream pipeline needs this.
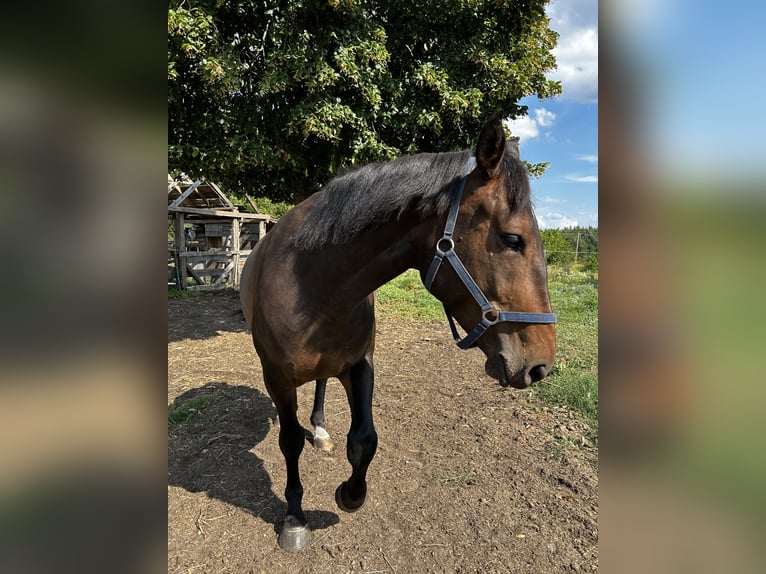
[501,233,524,251]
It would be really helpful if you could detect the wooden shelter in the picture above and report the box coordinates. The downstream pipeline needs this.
[168,175,274,290]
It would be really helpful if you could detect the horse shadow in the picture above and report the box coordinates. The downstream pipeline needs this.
[168,381,339,533]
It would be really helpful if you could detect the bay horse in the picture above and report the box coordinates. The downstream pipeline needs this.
[240,113,556,551]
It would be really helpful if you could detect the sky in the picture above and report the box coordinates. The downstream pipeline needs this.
[505,0,598,229]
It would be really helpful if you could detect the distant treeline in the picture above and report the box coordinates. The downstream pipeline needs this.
[540,227,598,271]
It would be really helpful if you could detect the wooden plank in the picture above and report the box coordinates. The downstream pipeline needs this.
[204,223,225,237]
[212,260,235,287]
[174,213,187,289]
[186,284,226,292]
[231,218,241,287]
[244,194,261,213]
[169,179,204,209]
[167,206,270,220]
[185,264,205,285]
[185,267,226,277]
[178,251,235,259]
[206,180,236,209]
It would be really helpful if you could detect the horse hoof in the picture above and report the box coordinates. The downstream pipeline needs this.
[335,481,366,513]
[278,516,312,552]
[313,436,334,453]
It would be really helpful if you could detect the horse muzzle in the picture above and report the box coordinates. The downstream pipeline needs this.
[485,353,551,389]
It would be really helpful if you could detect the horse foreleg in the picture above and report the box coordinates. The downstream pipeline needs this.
[336,354,378,512]
[310,378,334,452]
[263,373,311,552]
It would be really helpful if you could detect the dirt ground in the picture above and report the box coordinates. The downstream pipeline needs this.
[168,291,598,573]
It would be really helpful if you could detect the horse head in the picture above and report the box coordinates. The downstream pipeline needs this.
[424,113,556,388]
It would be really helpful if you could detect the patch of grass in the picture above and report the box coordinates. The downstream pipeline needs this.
[440,471,477,486]
[376,270,444,321]
[533,265,598,440]
[168,287,204,299]
[168,396,216,428]
[535,372,598,440]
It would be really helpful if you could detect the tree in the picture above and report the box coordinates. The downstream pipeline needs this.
[540,228,573,266]
[169,0,561,201]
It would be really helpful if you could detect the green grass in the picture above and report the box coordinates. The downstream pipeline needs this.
[168,286,206,299]
[376,270,444,321]
[532,265,598,439]
[168,395,217,428]
[440,471,477,486]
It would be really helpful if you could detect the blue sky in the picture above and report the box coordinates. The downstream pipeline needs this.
[505,0,598,229]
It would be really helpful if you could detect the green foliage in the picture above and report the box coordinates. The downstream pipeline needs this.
[525,161,551,178]
[540,228,573,265]
[169,0,561,202]
[581,252,598,273]
[561,226,598,256]
[249,196,293,219]
[540,226,598,268]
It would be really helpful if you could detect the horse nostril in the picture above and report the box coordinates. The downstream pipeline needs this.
[528,364,548,384]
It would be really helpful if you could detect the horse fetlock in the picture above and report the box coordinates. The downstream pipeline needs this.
[346,430,378,462]
[335,480,367,513]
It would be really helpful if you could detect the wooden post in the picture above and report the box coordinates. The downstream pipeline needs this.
[175,212,187,288]
[575,232,581,262]
[231,218,241,288]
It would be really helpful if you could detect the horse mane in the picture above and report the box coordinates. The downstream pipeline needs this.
[291,145,530,250]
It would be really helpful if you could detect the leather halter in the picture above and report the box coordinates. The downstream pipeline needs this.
[423,157,558,349]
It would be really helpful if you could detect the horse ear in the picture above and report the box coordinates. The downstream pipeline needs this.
[476,110,507,180]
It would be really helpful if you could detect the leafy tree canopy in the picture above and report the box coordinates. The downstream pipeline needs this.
[169,0,561,201]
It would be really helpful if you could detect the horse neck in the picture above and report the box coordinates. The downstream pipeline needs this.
[316,213,437,305]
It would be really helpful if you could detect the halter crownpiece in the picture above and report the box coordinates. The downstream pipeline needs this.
[423,157,557,349]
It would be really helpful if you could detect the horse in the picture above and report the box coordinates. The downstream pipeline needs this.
[240,112,557,551]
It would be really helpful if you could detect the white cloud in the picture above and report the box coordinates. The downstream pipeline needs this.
[537,212,579,229]
[576,154,598,164]
[535,108,556,127]
[565,175,598,183]
[505,116,539,141]
[546,0,598,103]
[540,196,564,204]
[504,108,556,143]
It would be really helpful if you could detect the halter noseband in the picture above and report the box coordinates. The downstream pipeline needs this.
[423,157,557,349]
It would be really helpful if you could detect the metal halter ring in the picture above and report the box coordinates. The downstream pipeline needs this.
[482,306,501,325]
[435,236,455,256]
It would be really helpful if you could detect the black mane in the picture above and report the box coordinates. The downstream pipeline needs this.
[292,146,530,250]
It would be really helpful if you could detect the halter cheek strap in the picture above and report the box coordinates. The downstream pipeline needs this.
[423,157,557,349]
